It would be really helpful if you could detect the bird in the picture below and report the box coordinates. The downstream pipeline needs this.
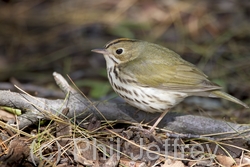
[92,38,249,133]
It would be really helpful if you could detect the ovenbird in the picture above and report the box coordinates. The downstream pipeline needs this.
[92,38,249,132]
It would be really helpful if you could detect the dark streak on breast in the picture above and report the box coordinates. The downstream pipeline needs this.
[113,66,119,79]
[108,68,113,86]
[109,56,118,64]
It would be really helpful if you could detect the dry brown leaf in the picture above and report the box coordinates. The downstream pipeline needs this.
[216,155,235,167]
[0,138,30,165]
[73,140,98,166]
[119,158,146,167]
[103,153,120,167]
[241,155,250,165]
[235,155,250,167]
[0,109,15,122]
[162,159,185,167]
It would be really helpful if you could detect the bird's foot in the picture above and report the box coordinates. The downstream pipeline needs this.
[128,125,155,135]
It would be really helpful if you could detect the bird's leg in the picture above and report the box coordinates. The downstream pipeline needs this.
[148,109,169,133]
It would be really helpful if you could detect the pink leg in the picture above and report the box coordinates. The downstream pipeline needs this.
[149,109,169,133]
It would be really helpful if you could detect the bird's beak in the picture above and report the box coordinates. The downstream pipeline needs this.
[91,49,109,55]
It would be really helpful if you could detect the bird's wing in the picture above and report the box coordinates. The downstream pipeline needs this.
[119,53,221,92]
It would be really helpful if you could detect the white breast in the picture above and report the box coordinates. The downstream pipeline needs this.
[107,66,188,113]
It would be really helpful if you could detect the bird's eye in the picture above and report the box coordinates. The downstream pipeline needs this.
[116,48,123,55]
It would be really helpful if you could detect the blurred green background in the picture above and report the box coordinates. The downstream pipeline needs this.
[0,0,249,111]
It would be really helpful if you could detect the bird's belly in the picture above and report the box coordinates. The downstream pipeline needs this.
[117,86,187,113]
[108,69,188,113]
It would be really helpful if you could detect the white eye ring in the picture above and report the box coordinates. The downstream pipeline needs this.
[115,48,123,55]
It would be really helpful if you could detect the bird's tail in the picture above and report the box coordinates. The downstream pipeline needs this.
[211,90,249,108]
